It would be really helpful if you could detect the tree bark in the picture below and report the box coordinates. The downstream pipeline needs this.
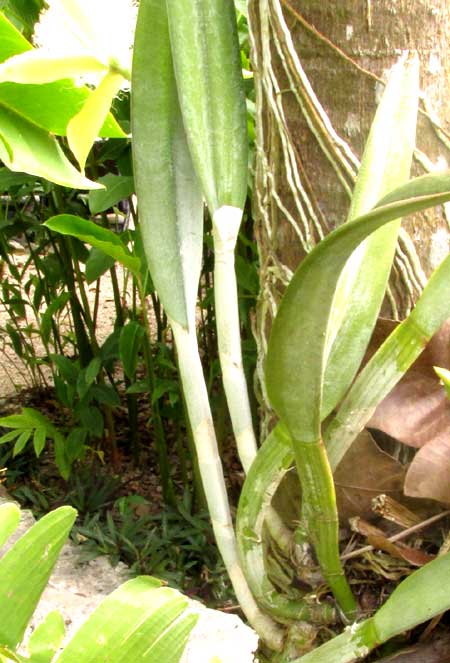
[249,0,450,428]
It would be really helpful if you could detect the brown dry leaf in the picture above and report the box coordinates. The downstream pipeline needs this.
[350,517,434,567]
[365,318,450,503]
[334,430,405,522]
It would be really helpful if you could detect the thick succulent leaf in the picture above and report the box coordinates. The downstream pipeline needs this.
[0,12,124,137]
[44,215,140,275]
[0,507,76,650]
[326,252,450,472]
[67,71,124,170]
[266,171,450,441]
[0,106,102,189]
[54,577,197,663]
[323,55,419,417]
[0,503,20,550]
[132,0,203,328]
[166,0,248,214]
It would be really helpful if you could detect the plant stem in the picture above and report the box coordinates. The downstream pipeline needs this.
[212,206,258,473]
[212,206,292,546]
[171,319,284,651]
[293,439,356,619]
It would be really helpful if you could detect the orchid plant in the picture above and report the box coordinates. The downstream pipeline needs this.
[2,1,450,661]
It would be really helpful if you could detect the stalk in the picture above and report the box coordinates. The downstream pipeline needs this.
[212,206,258,472]
[171,319,284,652]
[293,440,356,619]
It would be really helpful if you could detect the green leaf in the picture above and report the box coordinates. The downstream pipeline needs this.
[43,215,140,275]
[51,355,78,384]
[12,429,31,456]
[0,503,21,550]
[166,0,248,215]
[40,292,71,345]
[266,171,450,442]
[0,13,125,138]
[326,250,450,470]
[27,611,65,663]
[88,174,135,215]
[90,384,121,408]
[67,71,124,170]
[0,166,36,191]
[85,247,115,283]
[0,507,76,650]
[132,0,204,328]
[54,577,197,663]
[0,51,108,84]
[0,407,54,431]
[119,321,145,379]
[0,429,21,445]
[0,105,102,189]
[33,428,47,457]
[323,55,419,417]
[84,356,102,386]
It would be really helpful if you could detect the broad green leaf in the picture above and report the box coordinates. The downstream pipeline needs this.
[27,611,65,663]
[0,13,125,138]
[85,247,115,283]
[67,71,124,170]
[0,503,20,550]
[84,357,102,386]
[326,250,450,470]
[43,215,140,275]
[323,55,419,417]
[132,0,203,328]
[0,507,76,650]
[0,51,107,84]
[88,174,134,215]
[266,172,450,441]
[54,577,197,663]
[119,321,145,379]
[0,105,102,189]
[166,0,248,215]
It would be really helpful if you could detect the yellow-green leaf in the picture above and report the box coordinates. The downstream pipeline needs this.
[0,51,107,84]
[68,71,124,170]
